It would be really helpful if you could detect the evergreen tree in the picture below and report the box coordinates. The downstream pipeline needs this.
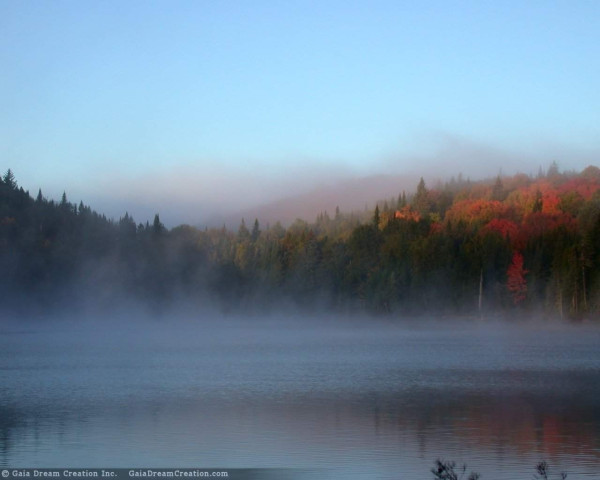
[373,205,380,228]
[548,161,560,177]
[153,214,164,235]
[537,165,545,179]
[491,175,505,201]
[397,191,407,209]
[238,218,250,241]
[413,178,430,215]
[3,169,17,189]
[251,218,261,242]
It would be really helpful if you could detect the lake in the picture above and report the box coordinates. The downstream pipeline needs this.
[1,315,599,479]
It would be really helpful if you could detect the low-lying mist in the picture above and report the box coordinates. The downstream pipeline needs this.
[3,311,600,477]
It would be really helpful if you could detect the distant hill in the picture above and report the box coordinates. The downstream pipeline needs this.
[212,173,420,228]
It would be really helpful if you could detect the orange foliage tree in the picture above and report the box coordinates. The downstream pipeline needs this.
[444,199,512,228]
[482,218,519,243]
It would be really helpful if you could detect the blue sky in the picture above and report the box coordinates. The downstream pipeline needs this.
[1,1,599,224]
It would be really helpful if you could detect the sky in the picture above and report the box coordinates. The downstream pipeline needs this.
[2,1,599,225]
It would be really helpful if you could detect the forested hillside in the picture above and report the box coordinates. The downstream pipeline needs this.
[1,164,599,318]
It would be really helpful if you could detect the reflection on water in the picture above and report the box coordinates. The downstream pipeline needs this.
[1,318,599,479]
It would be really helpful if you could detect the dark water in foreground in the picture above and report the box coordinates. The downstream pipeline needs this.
[1,316,599,479]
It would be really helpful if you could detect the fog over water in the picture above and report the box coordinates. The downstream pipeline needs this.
[4,3,600,476]
[1,314,599,479]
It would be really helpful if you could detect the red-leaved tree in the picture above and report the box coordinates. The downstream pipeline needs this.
[507,252,528,304]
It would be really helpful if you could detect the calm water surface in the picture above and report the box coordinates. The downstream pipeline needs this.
[1,316,599,479]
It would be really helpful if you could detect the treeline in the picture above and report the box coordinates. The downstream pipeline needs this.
[1,164,599,318]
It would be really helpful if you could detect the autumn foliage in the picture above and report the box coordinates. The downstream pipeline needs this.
[1,165,600,319]
[507,252,528,304]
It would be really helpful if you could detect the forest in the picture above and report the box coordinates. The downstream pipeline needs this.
[1,164,599,319]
